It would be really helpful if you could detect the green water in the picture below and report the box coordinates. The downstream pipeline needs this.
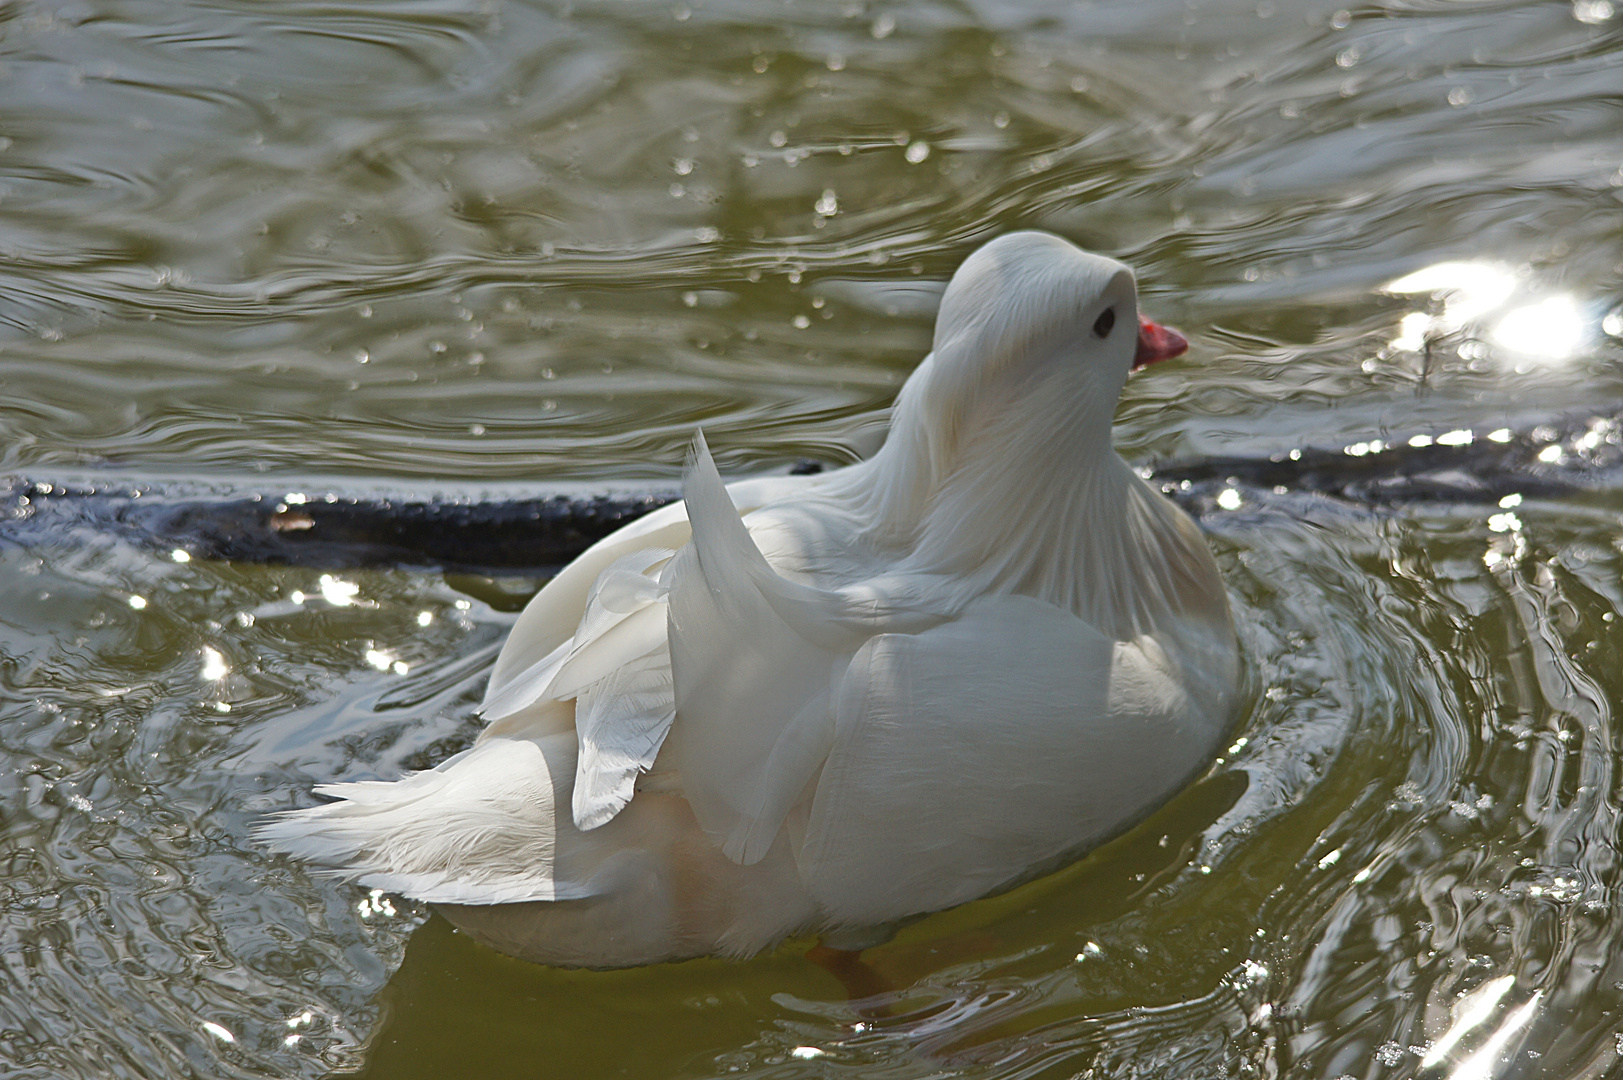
[3,0,1623,1077]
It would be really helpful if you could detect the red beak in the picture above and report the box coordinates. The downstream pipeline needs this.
[1133,315,1189,369]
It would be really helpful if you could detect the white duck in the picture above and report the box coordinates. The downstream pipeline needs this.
[260,231,1239,968]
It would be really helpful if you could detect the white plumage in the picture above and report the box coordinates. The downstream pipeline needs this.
[258,231,1240,967]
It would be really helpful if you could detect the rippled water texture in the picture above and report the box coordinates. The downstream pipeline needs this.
[3,0,1622,1077]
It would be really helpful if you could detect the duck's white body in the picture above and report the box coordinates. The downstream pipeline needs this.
[261,232,1239,967]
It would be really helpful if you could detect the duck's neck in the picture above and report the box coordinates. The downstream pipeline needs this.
[828,358,1225,640]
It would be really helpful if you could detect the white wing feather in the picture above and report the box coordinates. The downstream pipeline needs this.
[661,434,864,864]
[663,432,962,864]
[479,447,861,840]
[571,646,675,830]
[480,548,673,723]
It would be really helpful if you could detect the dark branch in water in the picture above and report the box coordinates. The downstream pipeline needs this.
[1155,415,1621,506]
[0,479,678,575]
[2,413,1618,574]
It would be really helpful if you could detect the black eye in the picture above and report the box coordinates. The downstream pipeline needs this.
[1092,307,1116,339]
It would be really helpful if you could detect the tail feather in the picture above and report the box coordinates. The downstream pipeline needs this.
[256,736,599,904]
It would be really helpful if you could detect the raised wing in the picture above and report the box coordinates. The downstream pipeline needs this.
[659,434,863,864]
[483,502,691,704]
[478,545,676,831]
[663,433,960,865]
[475,463,823,833]
[482,472,815,705]
[479,433,956,855]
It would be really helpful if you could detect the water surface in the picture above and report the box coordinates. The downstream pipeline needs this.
[2,0,1622,1077]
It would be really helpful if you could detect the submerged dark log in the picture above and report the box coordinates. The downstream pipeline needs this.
[0,479,678,575]
[2,410,1618,574]
[1157,422,1621,505]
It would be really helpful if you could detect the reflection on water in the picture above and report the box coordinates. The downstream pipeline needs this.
[1384,261,1594,365]
[1493,296,1586,363]
[2,0,1622,1078]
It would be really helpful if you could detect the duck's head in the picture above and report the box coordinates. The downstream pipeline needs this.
[877,232,1186,483]
[929,231,1187,426]
[839,231,1189,550]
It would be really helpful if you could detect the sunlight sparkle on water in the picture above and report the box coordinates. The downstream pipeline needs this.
[1392,311,1432,351]
[1382,261,1594,364]
[1421,975,1517,1068]
[357,889,396,918]
[1385,262,1517,327]
[1448,990,1542,1080]
[200,647,228,681]
[1572,0,1614,23]
[1604,306,1623,339]
[319,574,361,606]
[1492,294,1585,361]
[364,649,407,675]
